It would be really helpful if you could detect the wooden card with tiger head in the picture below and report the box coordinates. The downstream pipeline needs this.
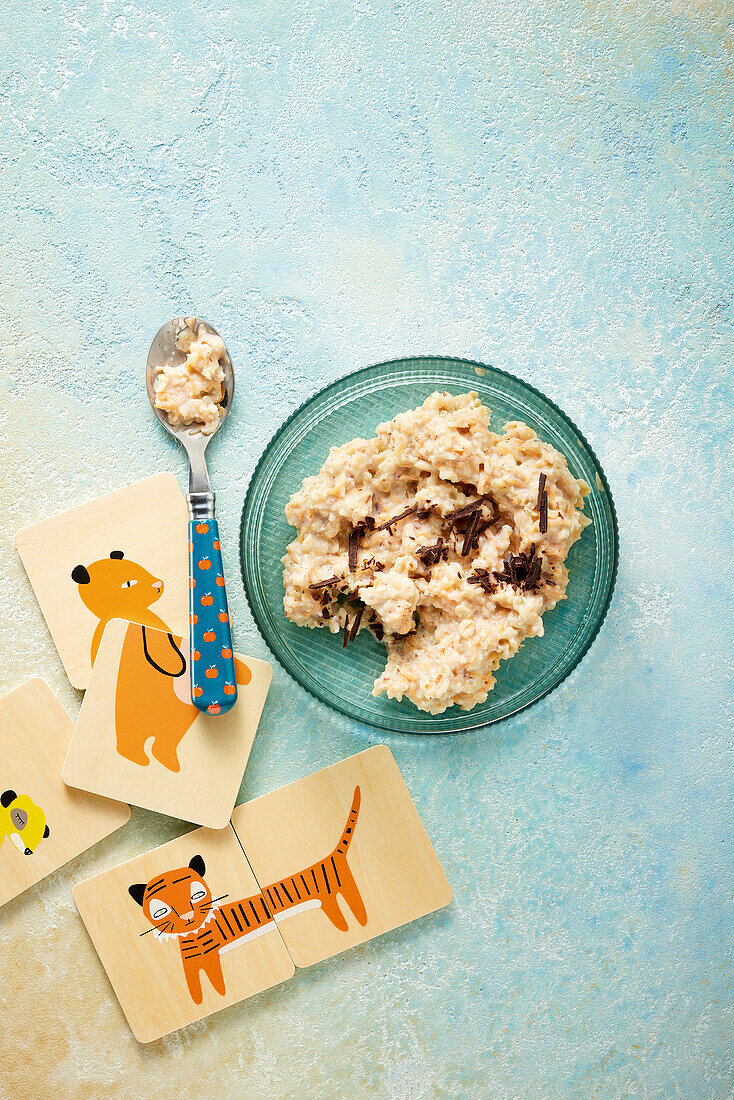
[73,823,295,1044]
[0,679,129,910]
[62,619,272,828]
[230,745,452,968]
[15,473,190,689]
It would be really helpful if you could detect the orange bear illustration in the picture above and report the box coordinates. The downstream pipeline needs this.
[72,552,251,772]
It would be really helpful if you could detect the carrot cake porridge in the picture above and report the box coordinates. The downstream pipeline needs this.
[152,317,228,435]
[282,391,591,714]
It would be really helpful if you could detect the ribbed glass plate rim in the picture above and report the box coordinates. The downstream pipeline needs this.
[240,356,619,733]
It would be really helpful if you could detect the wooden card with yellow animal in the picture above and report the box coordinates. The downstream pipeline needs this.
[0,679,129,910]
[62,619,272,828]
[15,473,190,689]
[74,747,451,1043]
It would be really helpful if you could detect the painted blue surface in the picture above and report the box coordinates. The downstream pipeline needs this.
[0,2,731,1097]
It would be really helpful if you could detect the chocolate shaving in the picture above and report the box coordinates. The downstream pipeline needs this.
[349,604,364,641]
[536,473,547,511]
[370,621,384,641]
[461,509,481,555]
[472,518,491,550]
[467,572,497,593]
[446,498,486,523]
[417,537,445,567]
[343,617,349,647]
[374,505,419,531]
[348,528,359,572]
[309,576,339,591]
[526,555,542,589]
[539,492,548,534]
[491,548,545,592]
[363,516,376,530]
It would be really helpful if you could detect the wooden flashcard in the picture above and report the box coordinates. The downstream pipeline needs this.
[0,679,129,909]
[230,746,452,967]
[74,747,451,1042]
[62,620,272,829]
[15,473,189,689]
[73,824,295,1043]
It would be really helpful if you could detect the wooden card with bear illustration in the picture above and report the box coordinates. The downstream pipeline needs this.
[62,618,271,828]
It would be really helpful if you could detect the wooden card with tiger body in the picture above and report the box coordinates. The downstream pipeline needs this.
[230,746,452,968]
[62,619,272,829]
[74,747,451,1042]
[15,473,190,689]
[0,679,129,909]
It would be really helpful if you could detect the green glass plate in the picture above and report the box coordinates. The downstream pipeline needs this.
[240,358,617,733]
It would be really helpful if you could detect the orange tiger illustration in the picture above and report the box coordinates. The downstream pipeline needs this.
[129,787,366,1004]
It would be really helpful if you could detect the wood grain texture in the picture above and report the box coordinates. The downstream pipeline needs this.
[62,619,272,828]
[15,473,189,688]
[0,679,129,909]
[231,746,452,968]
[73,824,294,1044]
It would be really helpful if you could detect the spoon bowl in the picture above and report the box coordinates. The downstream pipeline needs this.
[146,317,234,488]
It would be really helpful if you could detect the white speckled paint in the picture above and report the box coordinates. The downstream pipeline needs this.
[0,1,732,1097]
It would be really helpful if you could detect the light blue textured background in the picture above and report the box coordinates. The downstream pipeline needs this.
[1,2,732,1098]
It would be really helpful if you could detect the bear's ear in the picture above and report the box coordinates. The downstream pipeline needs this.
[128,883,146,906]
[110,550,125,560]
[188,854,206,877]
[43,825,50,838]
[71,565,90,584]
[0,790,17,808]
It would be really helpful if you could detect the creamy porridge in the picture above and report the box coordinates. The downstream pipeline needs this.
[153,318,227,435]
[282,391,591,714]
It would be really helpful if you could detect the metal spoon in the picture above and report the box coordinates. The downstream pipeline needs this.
[146,316,237,716]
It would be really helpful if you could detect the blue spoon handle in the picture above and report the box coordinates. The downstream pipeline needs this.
[188,514,237,715]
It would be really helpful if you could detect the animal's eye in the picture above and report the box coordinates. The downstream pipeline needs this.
[121,579,138,589]
[150,902,171,920]
[190,884,207,902]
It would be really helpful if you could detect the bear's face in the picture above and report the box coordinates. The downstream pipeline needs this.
[72,551,164,622]
[1,790,49,855]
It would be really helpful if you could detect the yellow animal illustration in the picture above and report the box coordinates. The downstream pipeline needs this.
[72,552,251,772]
[0,790,49,855]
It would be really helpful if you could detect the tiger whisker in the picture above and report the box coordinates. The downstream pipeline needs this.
[140,920,174,936]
